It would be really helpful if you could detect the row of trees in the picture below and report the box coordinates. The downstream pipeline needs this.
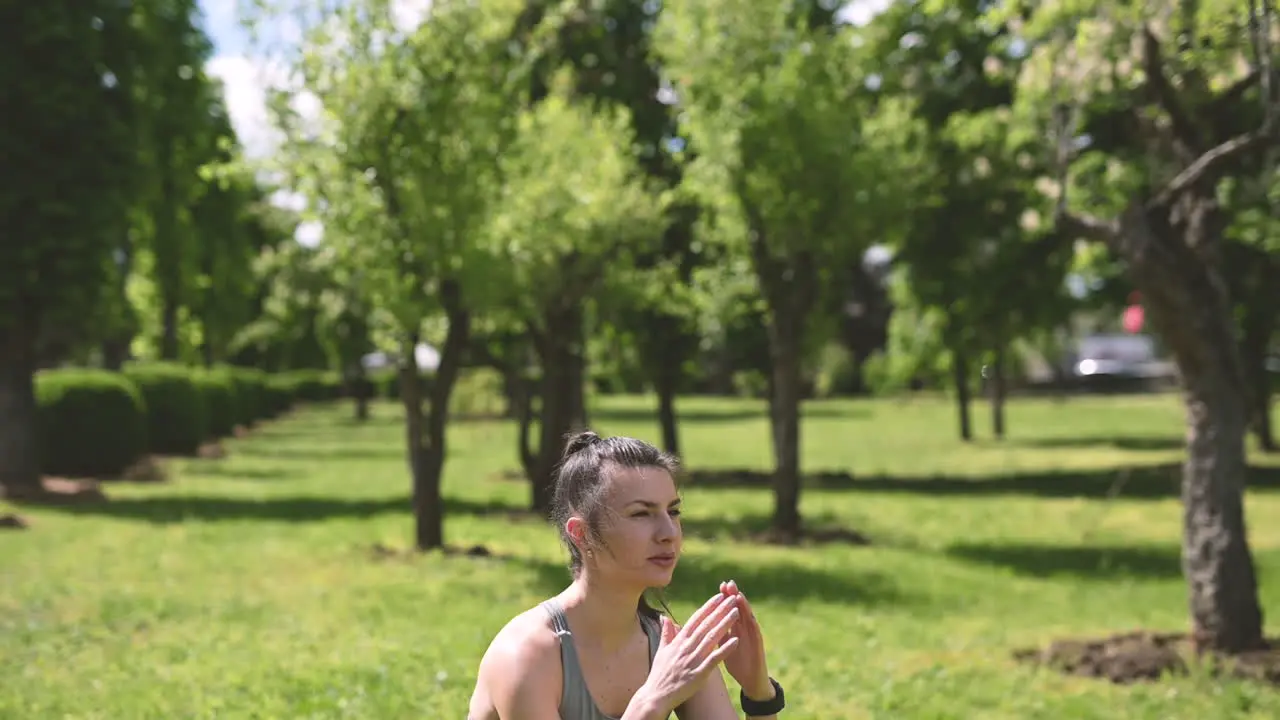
[236,0,1277,656]
[2,1,307,492]
[4,0,1278,655]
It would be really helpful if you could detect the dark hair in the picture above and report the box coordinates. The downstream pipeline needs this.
[551,430,680,619]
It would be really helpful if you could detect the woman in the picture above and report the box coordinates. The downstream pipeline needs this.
[468,431,787,720]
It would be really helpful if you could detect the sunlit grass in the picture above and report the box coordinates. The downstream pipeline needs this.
[3,393,1280,718]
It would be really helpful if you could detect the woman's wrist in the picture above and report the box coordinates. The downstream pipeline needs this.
[743,679,776,702]
[623,685,672,720]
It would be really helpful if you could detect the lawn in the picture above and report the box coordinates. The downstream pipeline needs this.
[3,393,1280,719]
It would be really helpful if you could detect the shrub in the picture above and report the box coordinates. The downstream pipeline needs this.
[450,367,508,418]
[193,370,237,439]
[264,375,295,416]
[222,366,270,425]
[121,362,207,455]
[286,370,343,402]
[35,369,148,477]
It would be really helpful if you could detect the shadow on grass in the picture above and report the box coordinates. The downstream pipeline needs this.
[234,444,403,461]
[589,403,862,425]
[684,464,1280,500]
[180,463,299,481]
[945,541,1183,580]
[519,549,908,607]
[22,493,526,525]
[1010,435,1184,452]
[676,510,874,547]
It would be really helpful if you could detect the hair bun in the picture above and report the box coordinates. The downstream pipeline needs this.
[564,430,603,457]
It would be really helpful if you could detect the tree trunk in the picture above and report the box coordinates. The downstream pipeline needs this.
[766,320,803,542]
[160,301,180,361]
[101,339,129,371]
[990,347,1007,440]
[1117,198,1264,653]
[645,312,686,456]
[567,335,588,429]
[155,157,182,362]
[655,361,680,456]
[0,319,40,498]
[952,350,973,442]
[348,362,370,422]
[526,304,584,514]
[398,281,471,551]
[746,220,815,543]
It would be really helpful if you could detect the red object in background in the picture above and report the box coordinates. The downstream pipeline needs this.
[1123,304,1145,333]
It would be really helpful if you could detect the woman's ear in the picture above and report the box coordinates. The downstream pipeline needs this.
[564,516,587,548]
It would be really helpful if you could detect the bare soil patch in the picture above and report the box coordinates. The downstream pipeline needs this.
[1013,631,1280,686]
[368,542,506,561]
[197,442,228,459]
[3,477,109,505]
[0,513,29,530]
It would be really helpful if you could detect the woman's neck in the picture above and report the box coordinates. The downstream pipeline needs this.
[559,574,646,653]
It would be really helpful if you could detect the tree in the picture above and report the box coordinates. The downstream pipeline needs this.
[485,72,669,511]
[128,0,220,360]
[0,1,145,495]
[862,0,1076,440]
[1001,1,1279,651]
[655,1,930,540]
[256,0,529,549]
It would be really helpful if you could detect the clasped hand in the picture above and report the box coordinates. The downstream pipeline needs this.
[640,580,771,711]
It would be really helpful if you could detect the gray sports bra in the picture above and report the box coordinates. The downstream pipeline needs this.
[540,598,666,720]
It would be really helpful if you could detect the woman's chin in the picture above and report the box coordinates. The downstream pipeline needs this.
[642,565,677,586]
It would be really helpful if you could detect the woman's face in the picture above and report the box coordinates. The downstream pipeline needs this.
[581,466,683,589]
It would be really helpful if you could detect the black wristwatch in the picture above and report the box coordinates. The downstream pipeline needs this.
[740,677,785,716]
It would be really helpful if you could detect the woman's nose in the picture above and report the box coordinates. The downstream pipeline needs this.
[656,514,679,540]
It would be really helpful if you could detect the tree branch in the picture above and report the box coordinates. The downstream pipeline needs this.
[1054,207,1121,247]
[1149,124,1276,207]
[1141,26,1205,157]
[1210,70,1261,116]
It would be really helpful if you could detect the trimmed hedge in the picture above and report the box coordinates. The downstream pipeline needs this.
[122,362,207,455]
[29,364,352,479]
[23,361,526,478]
[193,370,238,439]
[36,369,148,477]
[286,369,344,402]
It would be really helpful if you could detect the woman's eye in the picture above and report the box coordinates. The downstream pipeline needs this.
[669,509,682,517]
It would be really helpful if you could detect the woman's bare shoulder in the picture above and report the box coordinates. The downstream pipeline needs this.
[469,604,565,719]
[475,604,564,693]
[480,604,563,668]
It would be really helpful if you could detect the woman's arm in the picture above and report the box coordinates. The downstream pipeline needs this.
[673,671,739,720]
[673,673,781,720]
[480,641,562,720]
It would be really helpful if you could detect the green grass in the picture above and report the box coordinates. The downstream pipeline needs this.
[4,393,1280,719]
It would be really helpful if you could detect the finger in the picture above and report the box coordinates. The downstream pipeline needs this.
[694,636,739,675]
[694,606,739,659]
[682,592,730,636]
[720,626,738,646]
[688,592,738,643]
[659,615,678,645]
